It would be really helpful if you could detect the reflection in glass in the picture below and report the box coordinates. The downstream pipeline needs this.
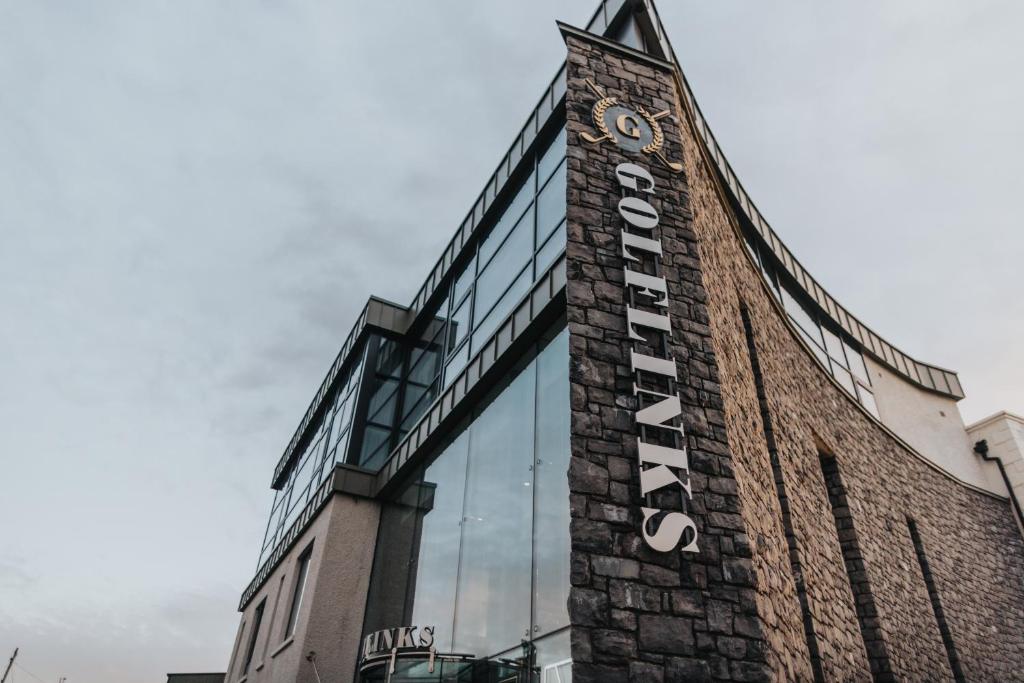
[532,329,570,635]
[845,340,870,385]
[536,629,572,683]
[449,297,471,353]
[453,256,475,304]
[538,128,566,184]
[475,208,533,320]
[454,366,535,656]
[363,329,571,664]
[535,160,567,245]
[443,343,470,389]
[831,361,856,395]
[471,266,531,354]
[480,172,535,267]
[782,284,820,345]
[411,433,470,653]
[536,221,566,278]
[822,325,845,363]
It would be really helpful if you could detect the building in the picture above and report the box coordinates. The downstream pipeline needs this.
[167,675,225,683]
[207,1,1024,681]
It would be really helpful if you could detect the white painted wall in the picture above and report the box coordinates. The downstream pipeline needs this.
[967,412,1024,512]
[866,356,1006,495]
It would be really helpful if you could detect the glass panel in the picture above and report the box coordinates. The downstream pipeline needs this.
[410,432,470,653]
[361,470,426,638]
[536,630,572,683]
[443,343,470,389]
[535,220,566,278]
[401,379,438,432]
[538,128,567,185]
[858,386,879,418]
[612,15,643,50]
[448,297,471,354]
[474,216,533,322]
[781,284,820,345]
[535,160,567,245]
[831,360,856,396]
[453,256,475,305]
[361,441,391,472]
[844,340,870,385]
[453,366,536,657]
[376,339,404,377]
[471,267,531,354]
[401,383,432,424]
[821,325,845,364]
[533,329,571,635]
[367,379,400,419]
[408,342,442,386]
[368,384,399,426]
[284,546,312,638]
[479,173,535,267]
[360,425,392,465]
[798,326,828,368]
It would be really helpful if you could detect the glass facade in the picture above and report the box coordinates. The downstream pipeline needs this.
[254,124,567,571]
[354,125,568,469]
[363,327,570,666]
[257,348,366,567]
[743,229,878,417]
[437,128,565,395]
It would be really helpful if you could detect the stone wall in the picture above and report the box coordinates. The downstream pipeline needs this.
[670,29,1024,683]
[564,32,771,682]
[563,25,1024,683]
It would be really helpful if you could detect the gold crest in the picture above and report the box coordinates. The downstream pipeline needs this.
[580,79,683,174]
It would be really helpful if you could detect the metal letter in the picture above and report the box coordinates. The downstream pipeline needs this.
[418,626,435,649]
[615,163,655,193]
[637,441,692,497]
[618,196,659,231]
[363,632,378,659]
[627,306,671,342]
[616,114,642,139]
[630,350,677,380]
[621,231,663,262]
[397,627,416,649]
[624,269,668,307]
[642,508,699,553]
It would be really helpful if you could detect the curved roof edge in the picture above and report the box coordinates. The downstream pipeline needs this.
[633,0,964,401]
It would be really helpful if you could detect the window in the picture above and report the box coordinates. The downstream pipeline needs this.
[257,348,365,569]
[242,598,266,674]
[284,544,313,639]
[365,328,570,660]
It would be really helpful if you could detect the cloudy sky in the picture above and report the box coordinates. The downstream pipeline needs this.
[1,1,1021,681]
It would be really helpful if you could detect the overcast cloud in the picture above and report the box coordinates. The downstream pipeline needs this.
[0,1,1020,681]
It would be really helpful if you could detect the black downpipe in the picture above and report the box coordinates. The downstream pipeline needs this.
[974,439,1024,532]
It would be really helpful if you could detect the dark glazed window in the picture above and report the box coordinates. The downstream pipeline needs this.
[242,598,266,674]
[284,544,313,639]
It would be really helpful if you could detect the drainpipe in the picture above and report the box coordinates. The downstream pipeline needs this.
[974,439,1024,531]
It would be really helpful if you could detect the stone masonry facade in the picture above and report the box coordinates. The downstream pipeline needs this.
[673,38,1024,681]
[564,32,772,682]
[564,27,1024,683]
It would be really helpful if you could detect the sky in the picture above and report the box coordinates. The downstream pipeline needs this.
[0,1,1021,681]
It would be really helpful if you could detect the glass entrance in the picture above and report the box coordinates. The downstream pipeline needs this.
[359,656,537,683]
